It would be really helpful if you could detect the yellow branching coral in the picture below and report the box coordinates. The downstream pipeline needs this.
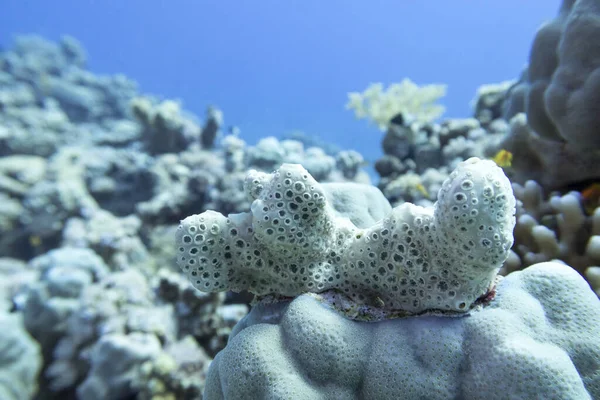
[346,78,447,130]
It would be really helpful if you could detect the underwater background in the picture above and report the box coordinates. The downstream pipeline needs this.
[2,1,600,399]
[3,0,559,162]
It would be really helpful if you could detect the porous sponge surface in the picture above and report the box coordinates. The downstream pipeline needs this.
[204,262,600,399]
[176,157,516,314]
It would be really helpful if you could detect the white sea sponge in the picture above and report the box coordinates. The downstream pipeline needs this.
[176,157,515,315]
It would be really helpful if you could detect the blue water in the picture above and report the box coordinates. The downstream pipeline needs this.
[2,0,559,163]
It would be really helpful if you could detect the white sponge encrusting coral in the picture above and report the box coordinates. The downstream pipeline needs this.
[177,157,515,315]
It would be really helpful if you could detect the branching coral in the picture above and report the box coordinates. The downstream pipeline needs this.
[346,78,447,130]
[503,179,600,295]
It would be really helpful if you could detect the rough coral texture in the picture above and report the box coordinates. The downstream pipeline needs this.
[374,113,505,208]
[177,157,516,315]
[346,79,447,129]
[204,262,600,399]
[504,0,600,149]
[502,179,600,295]
[0,312,42,400]
[543,0,600,149]
[500,113,600,190]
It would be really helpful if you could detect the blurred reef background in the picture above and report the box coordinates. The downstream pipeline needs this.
[2,0,560,164]
[2,0,600,399]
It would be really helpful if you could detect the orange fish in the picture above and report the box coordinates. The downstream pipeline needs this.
[581,183,600,215]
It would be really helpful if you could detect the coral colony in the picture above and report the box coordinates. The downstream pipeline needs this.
[1,1,600,398]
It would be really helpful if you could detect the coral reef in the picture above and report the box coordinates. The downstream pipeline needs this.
[0,311,42,400]
[346,79,447,129]
[499,113,600,190]
[131,97,201,155]
[177,161,598,399]
[497,0,600,193]
[504,0,600,149]
[501,180,600,294]
[3,3,600,396]
[0,35,373,399]
[374,114,503,206]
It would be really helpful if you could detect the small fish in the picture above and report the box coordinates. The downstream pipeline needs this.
[492,149,513,168]
[415,183,429,198]
[29,235,42,247]
[581,183,600,215]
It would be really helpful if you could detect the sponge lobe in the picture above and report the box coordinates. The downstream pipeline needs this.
[177,158,515,315]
